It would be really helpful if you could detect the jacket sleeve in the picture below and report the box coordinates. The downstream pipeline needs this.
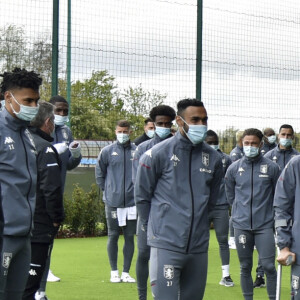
[208,157,223,212]
[67,151,82,170]
[134,149,159,224]
[66,130,81,170]
[274,161,296,250]
[38,146,64,223]
[95,148,107,191]
[225,164,236,206]
[132,146,142,183]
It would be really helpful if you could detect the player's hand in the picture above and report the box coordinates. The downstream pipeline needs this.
[277,247,296,266]
[69,141,81,158]
[53,223,60,227]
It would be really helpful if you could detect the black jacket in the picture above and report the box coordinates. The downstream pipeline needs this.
[30,127,65,243]
[133,133,151,146]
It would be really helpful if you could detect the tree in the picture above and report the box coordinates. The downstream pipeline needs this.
[70,70,125,140]
[0,25,28,72]
[69,71,168,140]
[122,84,166,137]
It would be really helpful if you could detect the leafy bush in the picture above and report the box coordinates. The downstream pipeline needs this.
[62,183,107,237]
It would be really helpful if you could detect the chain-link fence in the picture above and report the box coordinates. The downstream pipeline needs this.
[1,0,300,153]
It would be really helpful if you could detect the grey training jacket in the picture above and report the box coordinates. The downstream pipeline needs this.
[225,153,280,230]
[274,156,300,265]
[0,109,37,236]
[264,145,299,171]
[135,132,223,254]
[132,133,171,183]
[230,145,244,162]
[261,142,277,156]
[96,140,136,208]
[215,149,232,207]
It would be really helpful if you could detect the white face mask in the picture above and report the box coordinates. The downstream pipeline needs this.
[146,130,155,138]
[267,135,276,144]
[116,133,130,144]
[210,144,219,150]
[10,92,39,121]
[54,114,69,125]
[0,100,5,111]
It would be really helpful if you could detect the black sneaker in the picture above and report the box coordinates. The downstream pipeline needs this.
[253,275,265,288]
[219,275,234,287]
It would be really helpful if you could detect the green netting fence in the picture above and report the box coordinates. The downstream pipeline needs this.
[1,0,300,153]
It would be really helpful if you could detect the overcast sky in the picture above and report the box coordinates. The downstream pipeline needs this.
[1,0,300,132]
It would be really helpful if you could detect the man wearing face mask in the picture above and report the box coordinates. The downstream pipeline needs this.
[132,105,175,182]
[133,118,155,146]
[35,96,81,300]
[0,68,42,299]
[132,104,175,300]
[205,130,234,287]
[135,99,223,300]
[23,102,64,300]
[260,128,277,156]
[264,124,299,172]
[96,120,137,283]
[225,128,280,300]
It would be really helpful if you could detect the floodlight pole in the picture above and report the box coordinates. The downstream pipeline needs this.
[196,0,203,100]
[67,0,72,125]
[51,0,59,97]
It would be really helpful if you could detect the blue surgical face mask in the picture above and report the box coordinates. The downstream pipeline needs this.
[10,92,39,121]
[280,138,292,148]
[0,100,5,111]
[116,133,130,144]
[180,117,207,144]
[155,126,171,139]
[210,144,219,151]
[267,135,276,144]
[146,130,155,139]
[54,114,69,126]
[244,146,260,158]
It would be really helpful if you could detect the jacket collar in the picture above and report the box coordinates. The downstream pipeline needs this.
[116,140,132,148]
[29,126,54,142]
[275,144,293,153]
[153,133,172,143]
[243,153,263,163]
[175,131,204,150]
[1,108,29,131]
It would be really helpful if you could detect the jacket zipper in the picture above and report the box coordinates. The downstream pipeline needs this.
[250,162,253,230]
[186,148,194,252]
[20,130,33,235]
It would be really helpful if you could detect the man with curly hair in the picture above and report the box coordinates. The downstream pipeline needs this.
[132,104,176,300]
[0,68,42,299]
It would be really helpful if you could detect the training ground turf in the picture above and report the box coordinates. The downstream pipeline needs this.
[46,231,291,300]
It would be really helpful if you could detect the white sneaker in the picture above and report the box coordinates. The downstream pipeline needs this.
[35,291,50,300]
[47,270,60,282]
[228,238,236,250]
[110,270,121,283]
[121,272,136,283]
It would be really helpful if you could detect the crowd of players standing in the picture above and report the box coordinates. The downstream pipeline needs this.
[96,99,300,300]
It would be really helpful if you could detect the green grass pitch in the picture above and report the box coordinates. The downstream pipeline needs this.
[46,230,291,299]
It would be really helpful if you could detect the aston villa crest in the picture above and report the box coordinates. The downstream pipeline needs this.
[2,253,12,269]
[164,265,174,280]
[202,153,209,167]
[260,164,268,174]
